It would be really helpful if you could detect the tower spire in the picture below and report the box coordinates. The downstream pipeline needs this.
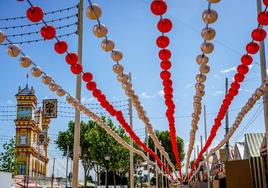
[26,73,29,88]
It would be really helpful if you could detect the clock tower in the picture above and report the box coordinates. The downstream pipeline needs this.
[14,84,50,177]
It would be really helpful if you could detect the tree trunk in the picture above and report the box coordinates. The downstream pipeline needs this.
[97,165,100,186]
[113,172,116,188]
[84,167,87,187]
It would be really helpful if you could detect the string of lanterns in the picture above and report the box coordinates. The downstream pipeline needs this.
[0,31,77,46]
[85,0,176,175]
[1,33,168,179]
[20,1,173,178]
[0,4,78,22]
[185,0,221,177]
[0,14,78,31]
[189,80,268,179]
[189,1,268,179]
[150,0,182,182]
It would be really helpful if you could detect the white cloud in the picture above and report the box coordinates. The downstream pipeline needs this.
[185,83,194,88]
[81,97,95,103]
[140,92,154,99]
[157,90,164,97]
[220,66,236,74]
[212,91,224,96]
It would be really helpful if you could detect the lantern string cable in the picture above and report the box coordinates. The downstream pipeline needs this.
[1,31,77,46]
[86,0,176,175]
[185,1,221,177]
[0,4,78,22]
[189,5,268,179]
[233,105,263,141]
[0,14,78,30]
[6,22,77,38]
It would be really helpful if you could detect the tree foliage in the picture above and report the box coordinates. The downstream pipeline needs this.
[55,119,132,186]
[148,130,184,168]
[0,138,15,173]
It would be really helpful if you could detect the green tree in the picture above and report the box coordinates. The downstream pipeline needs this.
[148,130,184,169]
[56,119,134,187]
[56,121,96,187]
[0,138,15,173]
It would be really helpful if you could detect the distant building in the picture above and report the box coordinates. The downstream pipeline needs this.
[14,84,50,177]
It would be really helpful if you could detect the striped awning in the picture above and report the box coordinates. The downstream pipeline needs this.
[244,133,265,158]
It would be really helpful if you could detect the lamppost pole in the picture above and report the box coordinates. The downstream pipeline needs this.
[72,0,84,187]
[105,155,111,188]
[256,0,268,170]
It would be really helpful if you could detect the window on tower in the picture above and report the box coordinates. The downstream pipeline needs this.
[17,107,33,120]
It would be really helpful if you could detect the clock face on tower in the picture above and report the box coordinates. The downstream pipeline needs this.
[17,107,32,119]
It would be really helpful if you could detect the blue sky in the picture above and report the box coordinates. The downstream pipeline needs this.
[0,0,268,178]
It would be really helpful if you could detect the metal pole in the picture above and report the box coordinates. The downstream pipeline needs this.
[257,0,268,170]
[225,78,230,160]
[51,158,55,188]
[160,151,164,188]
[106,162,108,188]
[66,145,69,188]
[35,145,40,188]
[128,73,134,188]
[72,0,84,187]
[154,144,158,188]
[165,159,168,188]
[146,129,150,187]
[204,105,210,188]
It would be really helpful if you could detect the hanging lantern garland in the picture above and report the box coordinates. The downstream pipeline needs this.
[150,0,182,182]
[185,0,221,177]
[23,2,173,177]
[3,32,168,178]
[189,2,268,179]
[85,0,176,175]
[190,80,268,178]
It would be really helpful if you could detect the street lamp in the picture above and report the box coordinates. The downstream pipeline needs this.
[105,155,111,188]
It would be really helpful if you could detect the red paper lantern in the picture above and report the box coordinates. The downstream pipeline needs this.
[100,101,109,108]
[163,79,172,87]
[164,87,173,94]
[26,6,44,23]
[234,73,245,82]
[241,54,253,65]
[156,35,170,48]
[160,70,171,80]
[157,18,172,33]
[92,89,102,98]
[231,82,240,91]
[40,25,56,40]
[258,11,268,25]
[150,0,167,15]
[97,94,106,102]
[82,72,93,82]
[246,42,259,54]
[164,94,173,100]
[86,81,97,91]
[229,88,238,97]
[54,41,68,54]
[159,49,171,60]
[70,63,82,74]
[251,28,266,41]
[264,0,268,6]
[225,93,234,102]
[65,52,78,65]
[237,64,249,75]
[160,60,171,70]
